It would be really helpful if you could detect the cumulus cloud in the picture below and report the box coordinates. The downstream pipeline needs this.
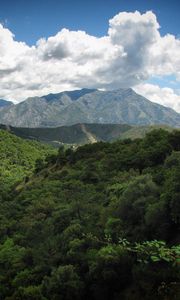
[134,83,180,113]
[0,11,180,112]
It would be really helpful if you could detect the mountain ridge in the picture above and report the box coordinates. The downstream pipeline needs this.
[0,123,176,147]
[0,99,13,108]
[0,88,179,127]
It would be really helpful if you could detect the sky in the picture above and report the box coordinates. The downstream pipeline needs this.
[0,0,180,112]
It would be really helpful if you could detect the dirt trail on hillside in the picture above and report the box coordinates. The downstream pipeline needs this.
[80,124,97,143]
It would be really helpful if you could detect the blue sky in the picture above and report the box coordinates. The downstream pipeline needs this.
[0,0,179,45]
[0,0,180,112]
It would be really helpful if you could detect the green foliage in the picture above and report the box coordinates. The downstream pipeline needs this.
[0,129,180,300]
[0,129,56,192]
[0,238,25,268]
[42,265,83,300]
[9,285,46,300]
[133,240,179,264]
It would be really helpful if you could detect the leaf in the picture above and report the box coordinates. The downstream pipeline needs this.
[151,255,160,262]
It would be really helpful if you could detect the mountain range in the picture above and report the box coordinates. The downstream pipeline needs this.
[0,88,180,127]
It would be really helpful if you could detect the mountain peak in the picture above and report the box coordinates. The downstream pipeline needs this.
[42,88,97,102]
[64,88,98,101]
[0,88,179,128]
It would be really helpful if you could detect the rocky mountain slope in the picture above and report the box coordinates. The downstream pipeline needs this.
[0,88,180,127]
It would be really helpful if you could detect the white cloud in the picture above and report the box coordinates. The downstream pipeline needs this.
[134,83,180,112]
[0,11,180,112]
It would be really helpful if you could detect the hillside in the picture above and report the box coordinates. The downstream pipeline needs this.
[0,123,176,147]
[0,88,180,127]
[0,123,132,146]
[0,129,56,191]
[0,129,180,300]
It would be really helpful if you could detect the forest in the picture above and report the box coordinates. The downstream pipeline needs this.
[0,128,180,299]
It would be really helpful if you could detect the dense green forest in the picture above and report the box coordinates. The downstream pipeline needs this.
[0,130,56,193]
[0,129,180,299]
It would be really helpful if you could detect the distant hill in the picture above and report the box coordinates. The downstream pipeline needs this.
[0,88,180,127]
[0,99,13,108]
[0,123,176,147]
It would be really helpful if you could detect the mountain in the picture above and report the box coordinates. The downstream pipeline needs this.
[0,88,180,127]
[0,99,13,108]
[0,123,176,147]
[42,88,97,102]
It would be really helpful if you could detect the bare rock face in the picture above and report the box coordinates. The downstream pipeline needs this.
[0,88,179,128]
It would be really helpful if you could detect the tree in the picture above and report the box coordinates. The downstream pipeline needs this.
[42,265,83,300]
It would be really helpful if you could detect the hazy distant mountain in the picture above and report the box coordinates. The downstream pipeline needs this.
[0,123,176,147]
[0,88,180,127]
[0,99,13,109]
